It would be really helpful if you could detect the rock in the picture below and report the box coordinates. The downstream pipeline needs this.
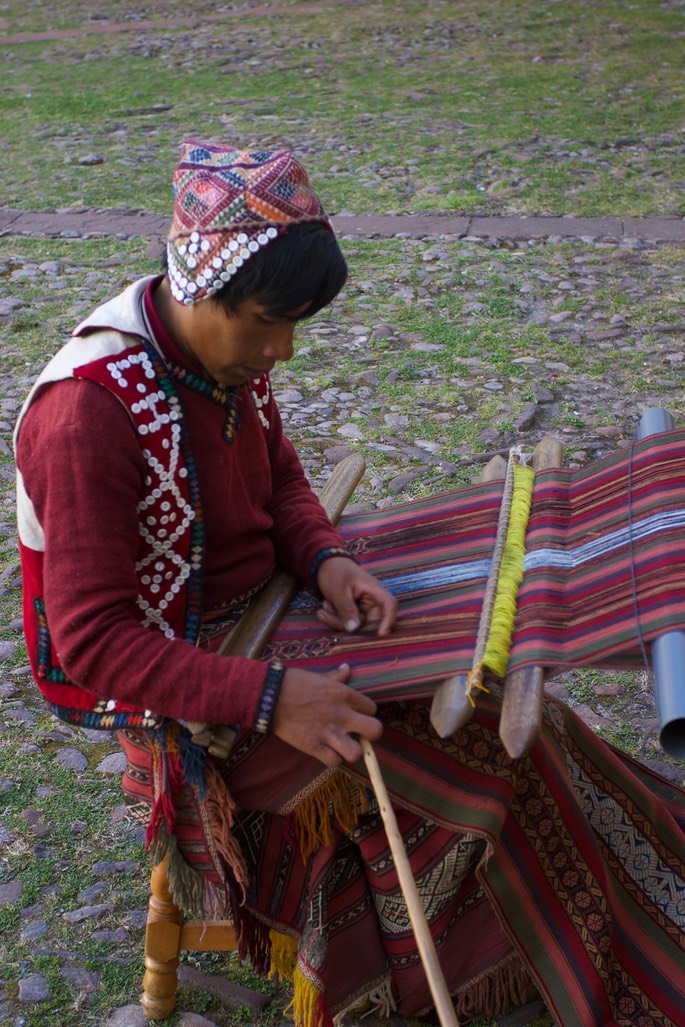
[0,822,16,846]
[96,752,126,774]
[106,1005,150,1027]
[513,402,538,430]
[18,973,49,1002]
[532,384,555,403]
[0,639,17,660]
[274,388,304,403]
[63,903,114,923]
[77,881,108,903]
[92,859,138,876]
[78,153,104,166]
[53,748,88,772]
[61,967,101,992]
[0,881,24,906]
[337,423,363,439]
[124,907,148,930]
[79,727,112,742]
[323,445,355,463]
[92,926,129,943]
[178,1014,224,1026]
[388,471,421,493]
[0,297,28,316]
[409,342,445,352]
[177,964,271,1011]
[20,920,49,941]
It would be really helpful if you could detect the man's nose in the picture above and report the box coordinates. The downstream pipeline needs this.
[263,326,295,362]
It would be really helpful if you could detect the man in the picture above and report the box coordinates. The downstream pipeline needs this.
[15,142,685,1027]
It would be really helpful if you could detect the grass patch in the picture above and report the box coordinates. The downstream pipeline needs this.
[1,0,684,216]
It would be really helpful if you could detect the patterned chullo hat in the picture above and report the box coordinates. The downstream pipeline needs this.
[167,141,332,304]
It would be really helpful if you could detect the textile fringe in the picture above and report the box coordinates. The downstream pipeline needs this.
[333,976,396,1024]
[148,826,207,920]
[145,722,208,847]
[454,951,536,1020]
[482,460,535,677]
[203,758,249,896]
[269,931,335,1027]
[293,771,369,859]
[227,887,271,973]
[269,928,299,982]
[286,968,331,1027]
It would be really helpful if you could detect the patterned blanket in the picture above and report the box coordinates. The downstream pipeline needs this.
[121,687,685,1026]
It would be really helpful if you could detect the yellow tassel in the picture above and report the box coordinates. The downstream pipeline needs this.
[269,928,298,983]
[286,966,325,1027]
[465,662,491,705]
[294,772,369,859]
[482,461,535,677]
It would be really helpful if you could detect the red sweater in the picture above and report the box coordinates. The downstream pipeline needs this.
[15,281,345,730]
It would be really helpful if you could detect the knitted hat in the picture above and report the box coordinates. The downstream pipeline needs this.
[167,141,332,304]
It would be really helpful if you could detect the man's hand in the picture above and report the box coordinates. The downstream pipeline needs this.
[271,663,382,766]
[316,557,397,638]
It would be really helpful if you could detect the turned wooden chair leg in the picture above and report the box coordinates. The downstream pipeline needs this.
[141,854,183,1020]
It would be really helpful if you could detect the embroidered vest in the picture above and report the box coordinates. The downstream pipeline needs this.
[17,332,270,732]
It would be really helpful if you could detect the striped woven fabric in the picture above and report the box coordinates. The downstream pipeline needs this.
[265,428,685,692]
[119,430,685,1027]
[218,690,685,1026]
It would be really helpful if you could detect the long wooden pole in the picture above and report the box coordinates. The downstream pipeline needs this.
[362,740,461,1027]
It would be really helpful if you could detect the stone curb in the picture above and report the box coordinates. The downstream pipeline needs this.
[1,207,684,245]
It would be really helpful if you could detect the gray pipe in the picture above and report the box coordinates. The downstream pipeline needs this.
[636,408,685,758]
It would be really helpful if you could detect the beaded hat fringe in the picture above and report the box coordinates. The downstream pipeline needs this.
[168,141,332,305]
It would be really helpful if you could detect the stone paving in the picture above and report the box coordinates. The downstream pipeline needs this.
[2,206,685,248]
[1,205,685,1026]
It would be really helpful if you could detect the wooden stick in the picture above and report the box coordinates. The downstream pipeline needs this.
[362,739,460,1027]
[499,437,563,758]
[430,453,509,739]
[217,452,367,660]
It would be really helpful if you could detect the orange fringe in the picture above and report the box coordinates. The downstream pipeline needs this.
[454,951,537,1020]
[203,758,249,895]
[293,771,369,859]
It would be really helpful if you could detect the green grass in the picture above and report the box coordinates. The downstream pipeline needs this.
[1,0,684,216]
[1,2,685,1022]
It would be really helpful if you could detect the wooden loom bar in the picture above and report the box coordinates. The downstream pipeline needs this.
[429,454,507,740]
[499,437,563,758]
[430,439,563,758]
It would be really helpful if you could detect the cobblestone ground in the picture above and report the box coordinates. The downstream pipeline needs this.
[0,207,684,1026]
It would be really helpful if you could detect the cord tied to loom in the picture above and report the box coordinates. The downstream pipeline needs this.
[465,447,535,705]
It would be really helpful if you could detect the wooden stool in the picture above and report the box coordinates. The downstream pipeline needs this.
[141,854,238,1020]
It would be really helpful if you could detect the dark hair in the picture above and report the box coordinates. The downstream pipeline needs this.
[162,223,348,320]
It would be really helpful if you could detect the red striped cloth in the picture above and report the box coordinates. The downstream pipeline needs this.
[265,428,685,689]
[121,429,685,1026]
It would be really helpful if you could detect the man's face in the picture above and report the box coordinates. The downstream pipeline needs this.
[177,296,309,386]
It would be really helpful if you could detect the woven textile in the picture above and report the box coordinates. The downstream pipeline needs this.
[227,690,685,1027]
[121,689,685,1026]
[262,428,685,692]
[118,429,685,1025]
[167,141,331,304]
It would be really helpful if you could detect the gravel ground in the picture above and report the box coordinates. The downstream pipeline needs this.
[1,210,685,1027]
